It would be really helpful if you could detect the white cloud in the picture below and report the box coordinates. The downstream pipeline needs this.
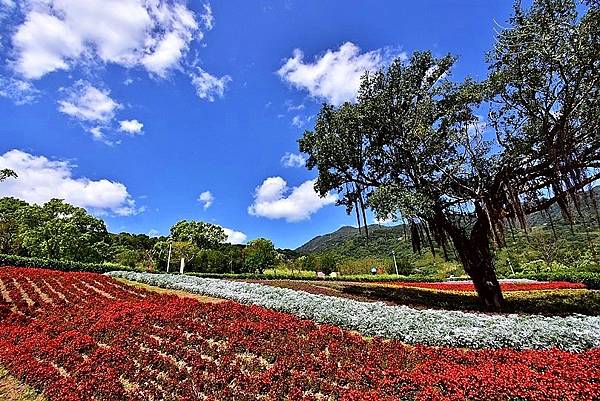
[290,114,313,128]
[198,190,214,209]
[12,11,84,79]
[286,101,304,111]
[278,41,405,106]
[248,176,336,222]
[200,3,214,30]
[0,149,140,215]
[147,229,161,238]
[119,119,144,135]
[374,216,395,225]
[141,31,187,77]
[0,77,40,104]
[291,115,304,128]
[222,227,246,244]
[280,152,306,168]
[58,81,121,123]
[9,0,212,80]
[190,67,231,101]
[88,126,111,144]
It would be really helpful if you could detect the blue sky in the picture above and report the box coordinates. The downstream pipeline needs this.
[0,0,512,249]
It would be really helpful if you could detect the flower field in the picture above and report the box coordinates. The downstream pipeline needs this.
[110,271,600,351]
[379,280,587,292]
[1,268,599,400]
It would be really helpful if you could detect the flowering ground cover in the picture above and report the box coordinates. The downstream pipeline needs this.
[1,267,600,400]
[240,279,600,315]
[379,281,587,292]
[111,271,600,351]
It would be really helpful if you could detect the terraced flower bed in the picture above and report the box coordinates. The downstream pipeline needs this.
[111,271,600,351]
[1,267,599,400]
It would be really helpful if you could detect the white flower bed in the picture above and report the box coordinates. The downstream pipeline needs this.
[107,271,600,351]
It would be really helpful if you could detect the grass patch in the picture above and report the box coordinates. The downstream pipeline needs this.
[0,366,45,401]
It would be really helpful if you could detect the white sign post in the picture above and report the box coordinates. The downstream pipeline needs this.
[180,258,185,274]
[166,241,172,273]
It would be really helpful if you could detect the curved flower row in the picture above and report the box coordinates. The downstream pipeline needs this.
[108,271,600,351]
[379,281,587,292]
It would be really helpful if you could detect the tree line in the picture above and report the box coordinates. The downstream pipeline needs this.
[0,196,288,274]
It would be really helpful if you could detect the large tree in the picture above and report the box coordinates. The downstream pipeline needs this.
[300,0,599,309]
[244,238,276,274]
[170,220,227,249]
[17,199,109,262]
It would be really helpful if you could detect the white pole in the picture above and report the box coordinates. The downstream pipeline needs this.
[392,250,399,275]
[180,257,185,274]
[166,241,172,273]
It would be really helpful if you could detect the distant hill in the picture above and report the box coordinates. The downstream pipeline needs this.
[296,186,600,258]
[295,224,410,258]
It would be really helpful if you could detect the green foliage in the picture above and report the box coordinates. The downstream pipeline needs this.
[337,257,393,275]
[0,169,17,182]
[244,238,276,274]
[0,197,28,255]
[170,220,226,249]
[0,253,134,273]
[17,199,109,263]
[319,253,337,275]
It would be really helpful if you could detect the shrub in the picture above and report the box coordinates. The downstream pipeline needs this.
[0,253,136,273]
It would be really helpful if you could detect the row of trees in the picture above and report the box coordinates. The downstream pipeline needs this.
[300,0,600,309]
[0,195,282,274]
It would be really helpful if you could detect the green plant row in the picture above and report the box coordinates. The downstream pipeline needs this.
[0,254,136,274]
[186,272,444,282]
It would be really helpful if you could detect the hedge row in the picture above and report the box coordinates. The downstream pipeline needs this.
[342,284,600,315]
[0,254,136,274]
[186,272,443,283]
[1,253,598,290]
[188,271,600,288]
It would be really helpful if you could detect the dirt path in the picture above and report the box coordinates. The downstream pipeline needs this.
[114,278,223,303]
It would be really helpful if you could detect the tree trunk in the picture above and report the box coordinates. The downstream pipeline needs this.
[456,234,504,311]
[437,206,504,310]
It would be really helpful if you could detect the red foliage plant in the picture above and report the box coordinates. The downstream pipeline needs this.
[0,267,597,401]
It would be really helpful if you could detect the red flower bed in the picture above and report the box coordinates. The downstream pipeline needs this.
[0,267,598,401]
[379,281,586,292]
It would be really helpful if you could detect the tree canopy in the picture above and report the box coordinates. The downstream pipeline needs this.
[17,199,109,262]
[244,238,276,274]
[170,220,227,249]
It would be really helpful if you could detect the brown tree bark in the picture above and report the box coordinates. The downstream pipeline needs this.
[436,205,504,310]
